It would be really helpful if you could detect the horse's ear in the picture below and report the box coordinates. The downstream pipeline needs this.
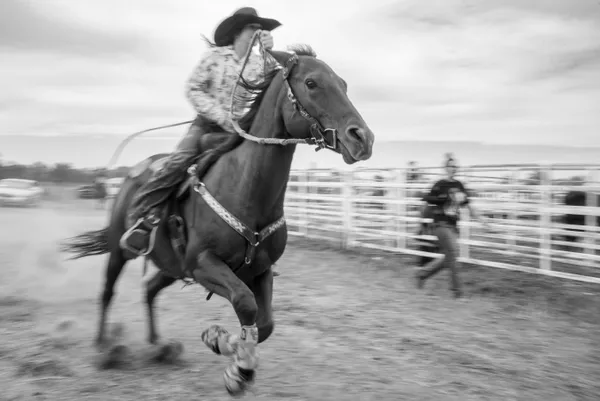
[267,50,293,67]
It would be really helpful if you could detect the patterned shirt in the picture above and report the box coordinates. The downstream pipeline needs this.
[185,45,277,133]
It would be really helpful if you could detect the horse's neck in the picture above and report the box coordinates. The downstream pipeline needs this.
[233,139,296,217]
[216,80,295,222]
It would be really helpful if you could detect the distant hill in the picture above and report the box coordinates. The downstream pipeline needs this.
[292,140,600,170]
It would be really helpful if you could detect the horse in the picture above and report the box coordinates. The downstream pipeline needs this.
[60,44,374,396]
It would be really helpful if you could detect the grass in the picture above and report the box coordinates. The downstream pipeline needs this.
[0,198,598,400]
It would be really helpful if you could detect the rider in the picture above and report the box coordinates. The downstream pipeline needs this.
[120,7,281,255]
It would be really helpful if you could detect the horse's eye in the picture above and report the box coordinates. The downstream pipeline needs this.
[305,79,317,89]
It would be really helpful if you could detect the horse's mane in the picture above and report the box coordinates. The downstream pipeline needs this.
[287,44,317,58]
[193,44,317,179]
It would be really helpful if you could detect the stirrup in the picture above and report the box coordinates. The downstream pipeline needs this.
[120,219,159,256]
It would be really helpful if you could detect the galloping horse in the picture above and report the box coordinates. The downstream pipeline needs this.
[61,44,374,395]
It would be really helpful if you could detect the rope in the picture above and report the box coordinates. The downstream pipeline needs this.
[105,120,194,171]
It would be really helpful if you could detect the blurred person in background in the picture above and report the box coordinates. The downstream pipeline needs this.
[94,173,107,210]
[415,153,493,298]
[406,161,421,183]
[406,161,425,216]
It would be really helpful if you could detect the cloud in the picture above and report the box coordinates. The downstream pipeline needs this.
[0,0,152,57]
[325,0,600,144]
[1,0,600,168]
[530,47,600,82]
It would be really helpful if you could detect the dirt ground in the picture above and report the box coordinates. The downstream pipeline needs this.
[0,198,599,401]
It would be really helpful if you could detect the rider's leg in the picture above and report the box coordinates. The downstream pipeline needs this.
[120,120,206,254]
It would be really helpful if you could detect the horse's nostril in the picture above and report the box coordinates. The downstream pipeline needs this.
[346,126,362,142]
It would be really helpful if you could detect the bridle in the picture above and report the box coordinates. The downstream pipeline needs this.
[229,31,340,153]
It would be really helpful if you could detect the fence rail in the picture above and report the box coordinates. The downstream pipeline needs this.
[283,163,600,284]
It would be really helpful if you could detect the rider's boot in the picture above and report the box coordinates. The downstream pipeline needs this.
[120,209,162,256]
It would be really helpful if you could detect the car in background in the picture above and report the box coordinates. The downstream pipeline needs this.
[76,177,124,200]
[0,178,44,207]
[105,177,125,198]
[76,184,102,199]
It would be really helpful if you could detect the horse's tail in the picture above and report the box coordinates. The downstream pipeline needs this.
[60,227,110,260]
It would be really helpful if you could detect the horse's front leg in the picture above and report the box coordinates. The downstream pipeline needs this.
[188,250,259,396]
[251,267,275,344]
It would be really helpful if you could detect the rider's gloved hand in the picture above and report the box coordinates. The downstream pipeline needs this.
[259,30,274,50]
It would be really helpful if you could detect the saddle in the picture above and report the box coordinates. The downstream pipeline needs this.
[123,130,234,273]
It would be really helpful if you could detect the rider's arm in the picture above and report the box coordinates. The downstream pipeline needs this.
[185,49,228,127]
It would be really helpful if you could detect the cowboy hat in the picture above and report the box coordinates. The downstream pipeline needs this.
[214,7,282,47]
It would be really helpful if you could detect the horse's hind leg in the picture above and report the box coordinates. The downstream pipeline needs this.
[96,249,127,348]
[145,271,176,344]
[143,270,183,364]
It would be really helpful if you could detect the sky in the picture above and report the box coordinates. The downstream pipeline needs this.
[1,0,600,168]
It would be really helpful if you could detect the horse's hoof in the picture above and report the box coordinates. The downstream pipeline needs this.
[149,340,183,363]
[224,364,255,396]
[95,344,130,370]
[167,340,184,360]
[201,325,229,355]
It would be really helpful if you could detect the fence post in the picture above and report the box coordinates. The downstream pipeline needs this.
[584,168,597,257]
[506,168,518,255]
[299,170,309,237]
[394,169,407,250]
[459,168,471,260]
[539,164,552,271]
[341,170,354,248]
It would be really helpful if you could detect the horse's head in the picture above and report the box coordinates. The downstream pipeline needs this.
[269,46,374,164]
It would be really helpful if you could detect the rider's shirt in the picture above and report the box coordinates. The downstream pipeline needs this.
[422,178,470,226]
[186,45,277,133]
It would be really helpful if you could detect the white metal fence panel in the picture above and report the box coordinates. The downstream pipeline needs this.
[284,163,600,284]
